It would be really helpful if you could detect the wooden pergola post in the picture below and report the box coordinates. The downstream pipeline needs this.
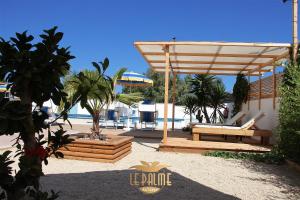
[258,70,262,110]
[293,0,298,63]
[272,66,277,110]
[163,45,170,144]
[171,73,176,131]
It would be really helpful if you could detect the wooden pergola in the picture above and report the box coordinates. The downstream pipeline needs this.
[134,41,291,144]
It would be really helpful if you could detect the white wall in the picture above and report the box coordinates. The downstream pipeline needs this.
[44,99,231,129]
[241,98,280,131]
[138,103,229,125]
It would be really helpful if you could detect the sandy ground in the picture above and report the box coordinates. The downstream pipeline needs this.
[39,139,300,200]
[1,125,300,200]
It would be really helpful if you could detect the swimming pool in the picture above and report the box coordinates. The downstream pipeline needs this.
[68,114,185,122]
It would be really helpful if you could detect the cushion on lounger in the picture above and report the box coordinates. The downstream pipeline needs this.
[194,124,241,129]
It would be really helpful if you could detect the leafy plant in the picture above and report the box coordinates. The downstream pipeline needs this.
[64,64,117,137]
[278,59,300,164]
[189,75,229,123]
[232,73,249,116]
[0,151,14,196]
[208,79,229,123]
[190,74,216,123]
[116,93,143,107]
[205,148,285,165]
[64,64,143,137]
[182,94,199,124]
[0,27,78,199]
[122,69,192,104]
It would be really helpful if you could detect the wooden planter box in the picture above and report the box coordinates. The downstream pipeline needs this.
[59,134,133,163]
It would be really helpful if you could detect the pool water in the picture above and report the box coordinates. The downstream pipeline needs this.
[68,114,184,122]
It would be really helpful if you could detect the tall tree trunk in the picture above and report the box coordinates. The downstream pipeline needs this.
[21,106,37,150]
[18,119,41,194]
[21,86,37,152]
[202,106,211,123]
[19,87,42,193]
[212,109,217,123]
[92,111,100,136]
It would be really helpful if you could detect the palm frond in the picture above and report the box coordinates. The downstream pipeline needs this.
[117,92,143,106]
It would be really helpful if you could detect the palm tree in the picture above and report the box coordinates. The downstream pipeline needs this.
[182,94,199,124]
[208,80,228,123]
[64,69,120,136]
[64,58,142,138]
[190,74,215,123]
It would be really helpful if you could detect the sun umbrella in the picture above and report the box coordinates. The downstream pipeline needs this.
[116,71,153,130]
[117,71,153,87]
[0,84,8,92]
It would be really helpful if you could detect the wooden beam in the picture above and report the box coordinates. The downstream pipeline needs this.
[134,41,291,48]
[172,74,176,131]
[240,47,270,72]
[135,45,155,69]
[258,71,262,110]
[150,60,265,66]
[272,66,276,110]
[163,45,170,144]
[154,71,260,76]
[152,66,270,72]
[143,52,280,58]
[249,52,290,73]
[207,46,222,73]
[170,39,176,130]
[293,0,298,63]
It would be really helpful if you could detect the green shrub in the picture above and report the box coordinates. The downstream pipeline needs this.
[278,62,300,164]
[0,27,76,199]
[232,74,249,117]
[205,148,285,165]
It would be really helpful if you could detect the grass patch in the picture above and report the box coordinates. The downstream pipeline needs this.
[205,148,285,165]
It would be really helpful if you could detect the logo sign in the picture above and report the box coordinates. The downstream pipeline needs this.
[129,161,172,195]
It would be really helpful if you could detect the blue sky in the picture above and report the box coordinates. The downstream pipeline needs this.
[0,0,293,92]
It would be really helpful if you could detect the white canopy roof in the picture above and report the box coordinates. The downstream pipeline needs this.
[134,41,291,76]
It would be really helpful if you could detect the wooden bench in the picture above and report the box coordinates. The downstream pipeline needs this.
[192,112,273,145]
[192,126,272,144]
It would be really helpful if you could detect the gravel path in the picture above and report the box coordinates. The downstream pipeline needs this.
[34,138,300,200]
[1,125,300,199]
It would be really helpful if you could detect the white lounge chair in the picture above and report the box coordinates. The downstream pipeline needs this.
[192,112,272,144]
[224,111,247,125]
[191,111,246,126]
